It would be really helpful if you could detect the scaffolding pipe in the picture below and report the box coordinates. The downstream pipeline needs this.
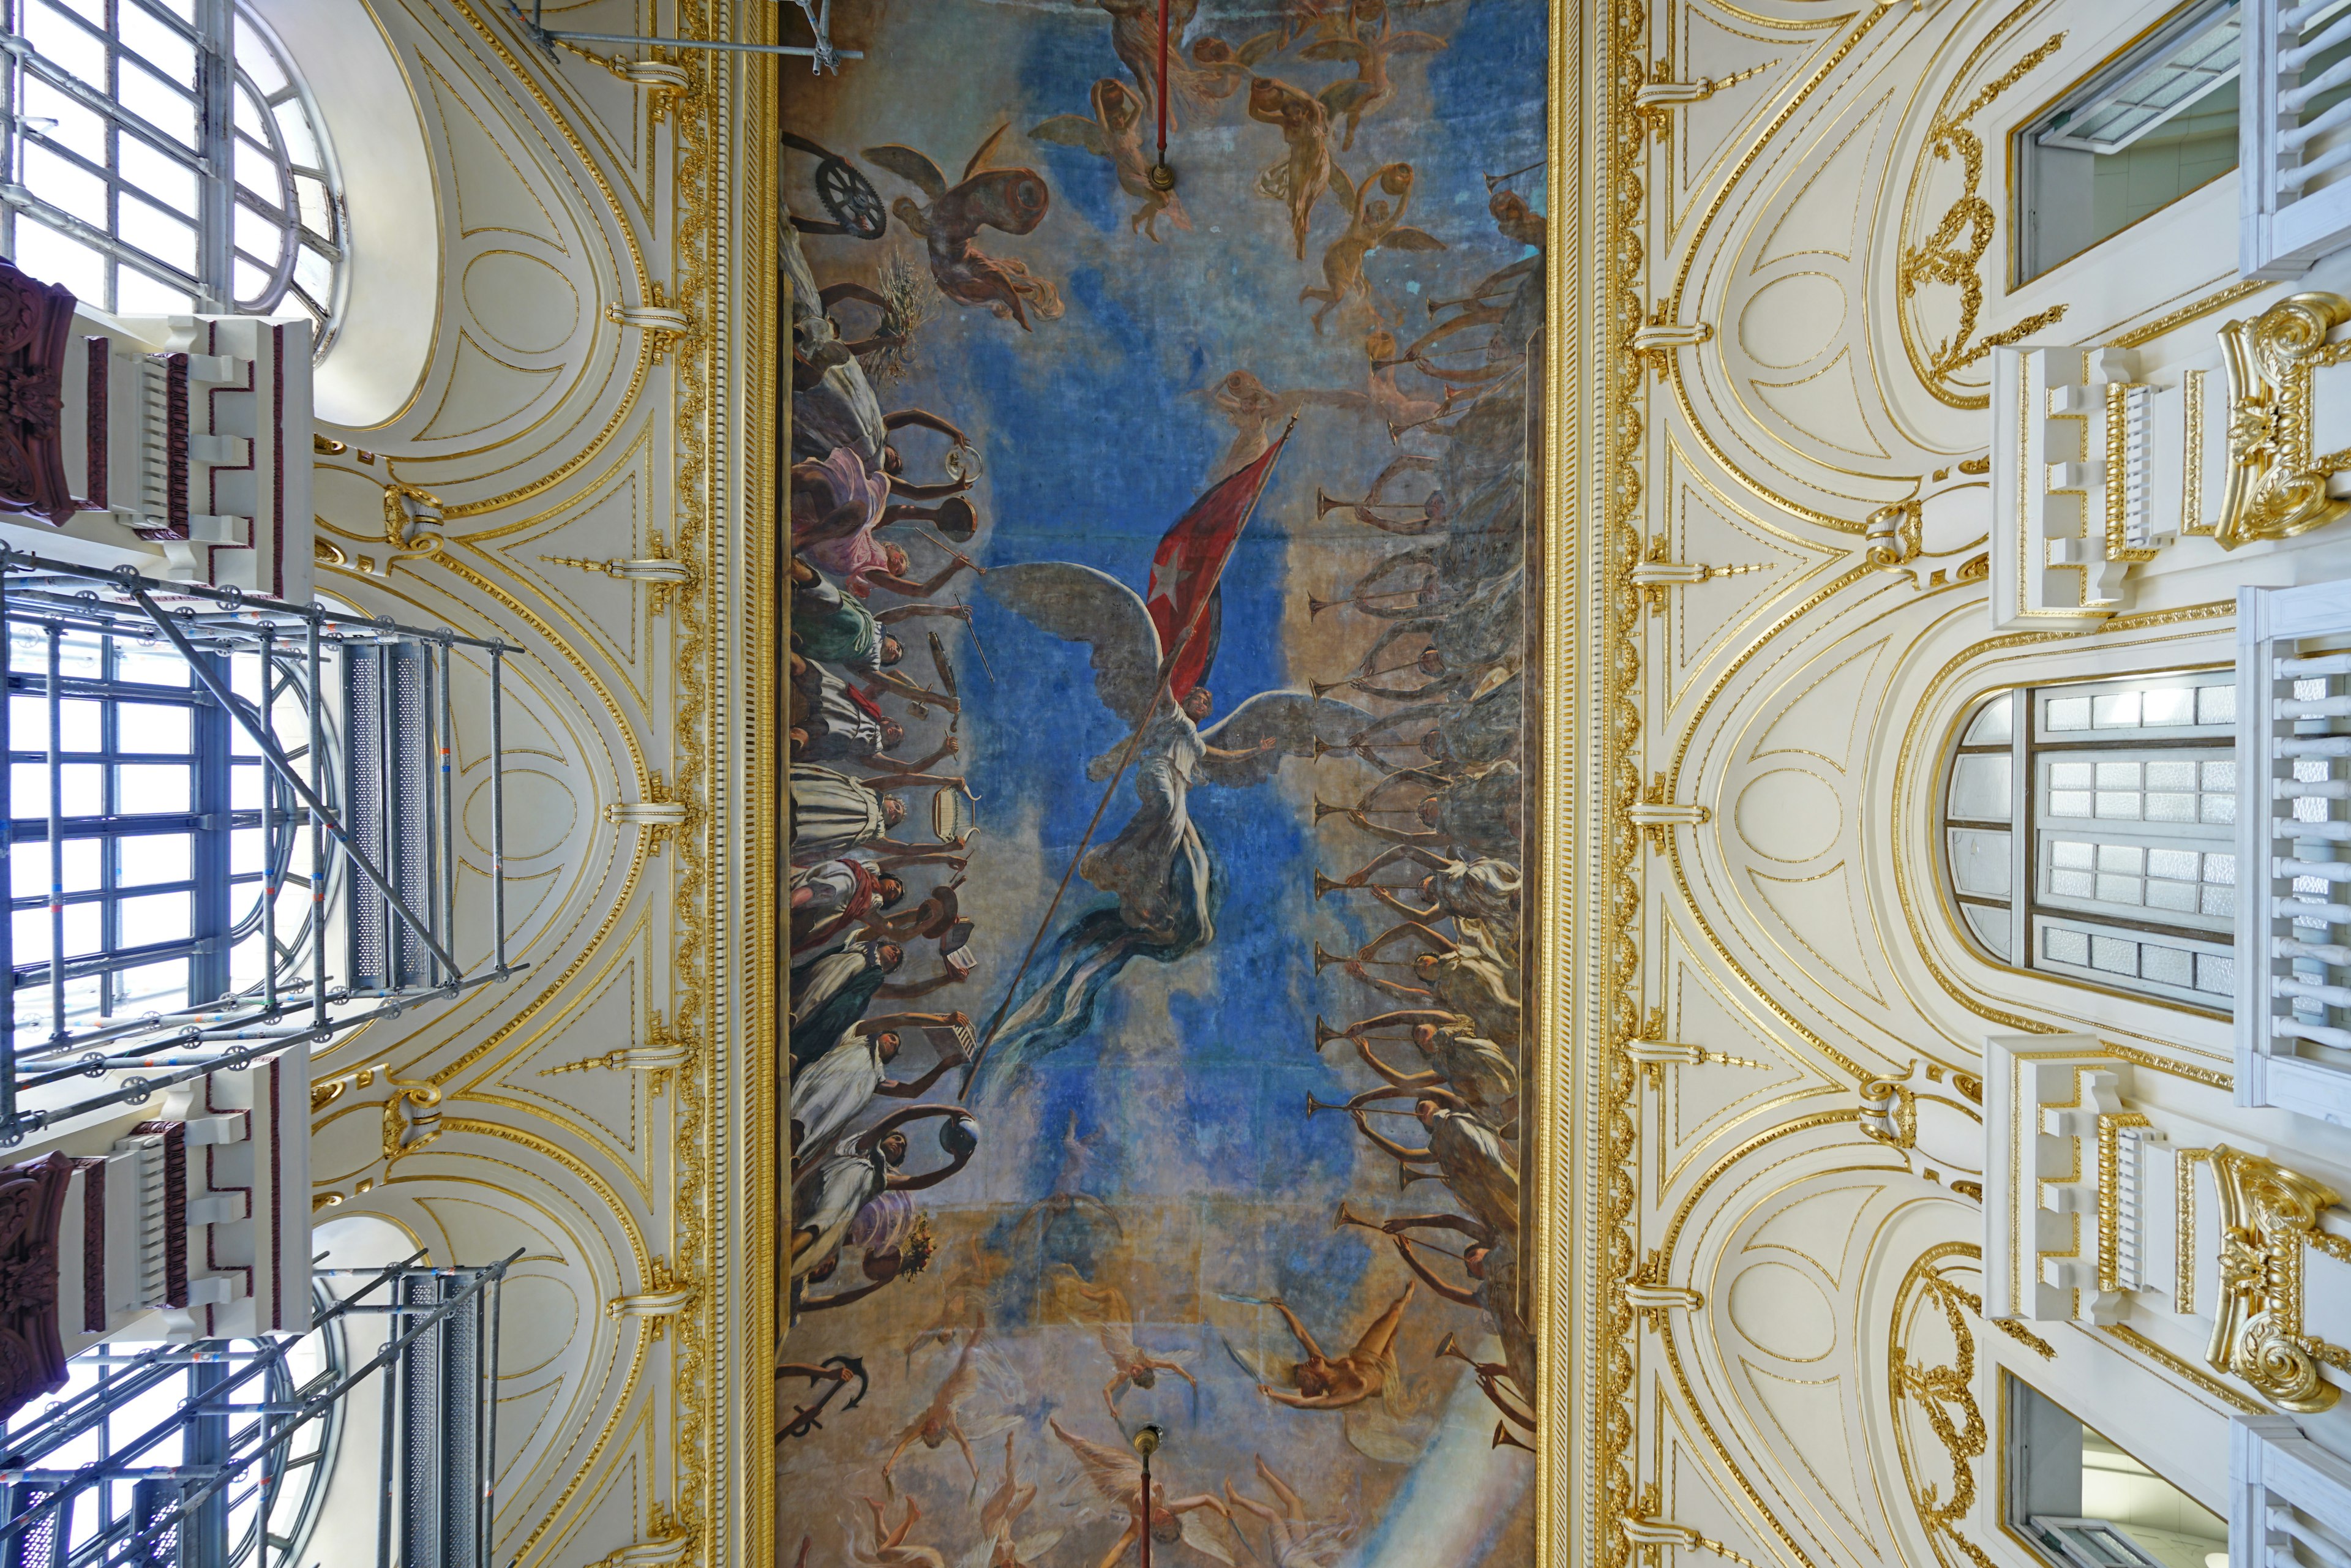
[43,623,61,1041]
[492,645,507,977]
[309,609,327,1036]
[128,588,463,982]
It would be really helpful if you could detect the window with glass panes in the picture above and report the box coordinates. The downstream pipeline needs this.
[8,619,307,1045]
[1943,671,2239,1011]
[1,1308,340,1564]
[0,0,345,337]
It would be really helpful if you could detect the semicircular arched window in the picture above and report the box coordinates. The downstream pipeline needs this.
[0,1,347,343]
[1942,670,2238,1012]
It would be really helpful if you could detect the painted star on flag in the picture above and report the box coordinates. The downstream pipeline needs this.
[1147,553,1189,609]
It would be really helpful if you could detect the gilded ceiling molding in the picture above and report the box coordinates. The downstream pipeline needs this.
[2109,277,2271,351]
[1659,0,1907,533]
[1894,26,2069,407]
[663,2,725,1558]
[1580,0,1646,1560]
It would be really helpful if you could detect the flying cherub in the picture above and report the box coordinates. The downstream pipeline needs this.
[1031,80,1192,241]
[1247,77,1338,260]
[1092,0,1213,130]
[1302,162,1445,334]
[1188,31,1285,102]
[1048,1416,1235,1566]
[1044,1263,1201,1421]
[1306,0,1447,149]
[865,128,1064,330]
[1223,1458,1356,1568]
[1207,369,1368,479]
[956,1433,1066,1568]
[1206,1284,1433,1463]
[852,1495,949,1568]
[881,1330,1026,1490]
[1256,1284,1416,1410]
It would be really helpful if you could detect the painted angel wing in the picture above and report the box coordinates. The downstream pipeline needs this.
[1204,1292,1293,1385]
[963,1342,1030,1439]
[863,143,949,198]
[1318,79,1377,117]
[1048,1416,1141,1504]
[1376,227,1448,253]
[1234,29,1286,66]
[1300,37,1371,64]
[1196,691,1373,788]
[1179,1510,1237,1566]
[1014,1530,1067,1562]
[1030,113,1113,159]
[1384,30,1450,54]
[964,122,1014,179]
[984,563,1164,727]
[1341,1398,1431,1465]
[1327,163,1357,216]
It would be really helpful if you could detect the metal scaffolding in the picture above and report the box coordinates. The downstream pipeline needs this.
[0,549,526,1147]
[0,1252,516,1568]
[503,0,864,71]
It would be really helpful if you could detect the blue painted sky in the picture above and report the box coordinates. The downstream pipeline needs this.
[784,0,1545,1555]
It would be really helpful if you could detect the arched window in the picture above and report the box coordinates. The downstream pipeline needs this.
[0,1,345,340]
[7,609,321,1048]
[0,1297,342,1564]
[1943,670,2238,1011]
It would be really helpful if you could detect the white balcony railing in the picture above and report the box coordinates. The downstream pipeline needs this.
[2235,576,2351,1120]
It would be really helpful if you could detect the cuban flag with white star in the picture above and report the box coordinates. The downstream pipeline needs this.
[1144,433,1288,701]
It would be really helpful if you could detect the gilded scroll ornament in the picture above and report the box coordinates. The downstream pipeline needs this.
[2216,291,2351,548]
[606,770,696,855]
[379,481,447,570]
[2205,1144,2350,1412]
[1890,1251,2002,1568]
[1897,33,2069,407]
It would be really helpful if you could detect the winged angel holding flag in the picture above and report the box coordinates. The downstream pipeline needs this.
[964,432,1364,1092]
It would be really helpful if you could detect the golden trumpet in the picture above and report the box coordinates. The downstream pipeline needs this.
[1312,941,1348,973]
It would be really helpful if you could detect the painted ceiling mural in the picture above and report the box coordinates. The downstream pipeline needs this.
[778,0,1547,1562]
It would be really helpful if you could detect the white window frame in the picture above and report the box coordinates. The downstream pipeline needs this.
[2234,575,2351,1122]
[2241,0,2351,277]
[1943,672,2241,1013]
